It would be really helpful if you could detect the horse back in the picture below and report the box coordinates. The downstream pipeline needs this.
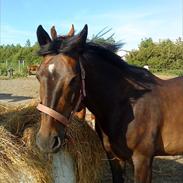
[126,76,183,156]
[157,77,183,154]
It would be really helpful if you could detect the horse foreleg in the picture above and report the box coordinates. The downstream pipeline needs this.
[106,152,125,183]
[95,122,125,183]
[132,152,153,183]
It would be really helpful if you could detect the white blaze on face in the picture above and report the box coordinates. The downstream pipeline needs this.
[48,64,55,73]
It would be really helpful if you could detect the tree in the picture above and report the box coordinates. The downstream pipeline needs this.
[0,42,41,76]
[25,39,31,47]
[126,38,183,75]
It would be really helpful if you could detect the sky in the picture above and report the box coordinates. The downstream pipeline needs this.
[0,0,182,52]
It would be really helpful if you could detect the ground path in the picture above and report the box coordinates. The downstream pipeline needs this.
[0,76,39,105]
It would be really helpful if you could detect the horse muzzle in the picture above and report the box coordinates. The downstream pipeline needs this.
[36,131,66,153]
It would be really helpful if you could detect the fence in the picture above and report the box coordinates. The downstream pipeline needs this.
[0,60,34,77]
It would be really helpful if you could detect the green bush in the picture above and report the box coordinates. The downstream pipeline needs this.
[126,38,183,75]
[0,67,7,76]
[13,72,27,78]
[0,41,41,78]
[173,70,183,76]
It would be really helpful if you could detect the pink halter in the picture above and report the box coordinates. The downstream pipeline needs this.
[37,61,86,127]
[37,103,69,126]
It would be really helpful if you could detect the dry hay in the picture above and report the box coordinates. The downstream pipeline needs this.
[0,103,53,183]
[65,118,108,183]
[0,126,52,183]
[0,101,40,136]
[0,103,110,183]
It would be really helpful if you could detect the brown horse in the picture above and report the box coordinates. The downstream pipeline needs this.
[37,24,86,121]
[36,25,183,183]
[27,65,39,75]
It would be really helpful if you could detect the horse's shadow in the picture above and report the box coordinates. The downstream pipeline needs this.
[0,93,32,103]
[125,156,183,183]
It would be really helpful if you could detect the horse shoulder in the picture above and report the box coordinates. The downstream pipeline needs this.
[126,89,161,154]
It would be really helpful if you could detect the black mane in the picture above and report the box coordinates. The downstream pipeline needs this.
[83,42,157,86]
[37,35,156,86]
[37,38,63,56]
[37,34,122,56]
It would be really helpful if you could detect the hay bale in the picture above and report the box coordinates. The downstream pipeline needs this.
[0,102,40,136]
[0,103,112,183]
[65,118,108,183]
[0,126,53,183]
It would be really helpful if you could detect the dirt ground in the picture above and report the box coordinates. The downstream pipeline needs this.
[0,75,183,182]
[0,76,39,105]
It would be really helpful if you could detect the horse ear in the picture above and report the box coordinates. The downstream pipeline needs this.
[67,24,75,36]
[76,24,88,45]
[61,24,88,52]
[50,26,57,40]
[37,25,51,46]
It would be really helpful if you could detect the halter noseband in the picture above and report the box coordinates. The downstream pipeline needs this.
[37,60,86,127]
[37,103,70,126]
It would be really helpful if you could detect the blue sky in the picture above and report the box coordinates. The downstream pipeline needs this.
[1,0,182,52]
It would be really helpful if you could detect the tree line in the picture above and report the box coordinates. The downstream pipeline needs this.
[0,40,41,76]
[0,37,183,77]
[126,37,183,76]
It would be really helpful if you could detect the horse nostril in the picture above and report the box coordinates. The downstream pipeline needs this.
[51,136,61,151]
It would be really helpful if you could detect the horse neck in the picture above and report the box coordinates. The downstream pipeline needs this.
[81,55,129,121]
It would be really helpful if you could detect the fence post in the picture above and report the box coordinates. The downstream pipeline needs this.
[52,151,76,183]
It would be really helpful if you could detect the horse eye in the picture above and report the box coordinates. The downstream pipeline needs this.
[69,76,79,87]
[70,76,76,83]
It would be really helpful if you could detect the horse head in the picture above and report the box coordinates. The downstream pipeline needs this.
[36,25,88,153]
